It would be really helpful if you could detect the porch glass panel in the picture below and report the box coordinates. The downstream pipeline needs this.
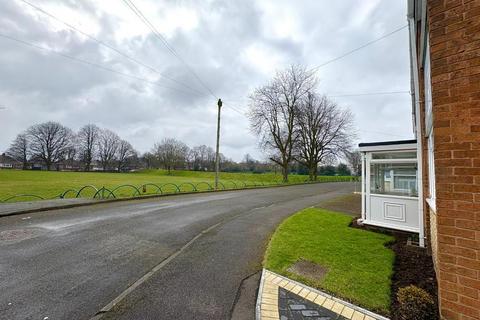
[370,162,418,197]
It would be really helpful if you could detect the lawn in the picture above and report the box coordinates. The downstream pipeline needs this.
[0,169,354,202]
[264,208,395,315]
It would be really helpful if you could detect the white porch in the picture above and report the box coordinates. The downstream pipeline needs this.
[358,140,423,245]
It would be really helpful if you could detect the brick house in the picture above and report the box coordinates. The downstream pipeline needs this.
[409,0,480,319]
[359,0,479,319]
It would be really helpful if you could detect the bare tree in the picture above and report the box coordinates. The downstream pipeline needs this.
[295,93,354,181]
[154,138,189,174]
[6,132,30,169]
[249,65,316,182]
[243,153,258,172]
[97,129,120,171]
[116,139,136,172]
[190,145,215,171]
[27,122,73,170]
[63,144,77,170]
[345,150,361,176]
[78,124,100,171]
[142,152,157,169]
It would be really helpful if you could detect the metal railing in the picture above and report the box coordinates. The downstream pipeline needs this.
[0,176,359,203]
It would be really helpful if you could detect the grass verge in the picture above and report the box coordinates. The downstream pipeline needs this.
[0,169,354,202]
[264,208,395,315]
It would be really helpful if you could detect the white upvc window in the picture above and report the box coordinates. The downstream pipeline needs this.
[424,35,436,211]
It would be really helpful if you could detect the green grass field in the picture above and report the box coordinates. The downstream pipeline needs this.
[264,208,395,315]
[0,169,354,202]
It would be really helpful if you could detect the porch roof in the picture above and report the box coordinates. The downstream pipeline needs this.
[358,139,417,152]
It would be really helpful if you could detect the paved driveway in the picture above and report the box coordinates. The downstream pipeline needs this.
[0,182,354,320]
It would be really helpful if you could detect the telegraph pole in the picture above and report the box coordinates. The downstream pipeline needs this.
[214,98,222,190]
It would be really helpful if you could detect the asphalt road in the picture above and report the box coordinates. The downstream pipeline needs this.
[0,182,354,320]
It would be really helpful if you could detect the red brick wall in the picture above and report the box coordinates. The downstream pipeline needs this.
[427,0,480,319]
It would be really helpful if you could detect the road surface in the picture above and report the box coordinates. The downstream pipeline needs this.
[0,182,354,320]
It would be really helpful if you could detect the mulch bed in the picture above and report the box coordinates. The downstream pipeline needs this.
[350,219,439,319]
[389,232,439,320]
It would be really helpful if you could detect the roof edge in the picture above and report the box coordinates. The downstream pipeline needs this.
[358,139,417,148]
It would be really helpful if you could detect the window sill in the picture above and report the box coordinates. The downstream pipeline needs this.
[426,197,436,214]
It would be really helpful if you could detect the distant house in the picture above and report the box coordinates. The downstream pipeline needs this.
[56,159,82,171]
[359,1,480,319]
[27,156,46,170]
[0,153,22,169]
[91,161,105,172]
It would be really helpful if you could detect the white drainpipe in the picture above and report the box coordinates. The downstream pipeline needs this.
[408,14,425,248]
[361,152,366,221]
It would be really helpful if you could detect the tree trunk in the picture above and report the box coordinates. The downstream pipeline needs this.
[85,159,91,172]
[308,165,315,181]
[282,164,289,183]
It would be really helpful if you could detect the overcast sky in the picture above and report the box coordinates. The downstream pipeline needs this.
[0,0,413,161]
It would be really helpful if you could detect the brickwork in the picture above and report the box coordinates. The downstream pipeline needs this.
[426,0,480,319]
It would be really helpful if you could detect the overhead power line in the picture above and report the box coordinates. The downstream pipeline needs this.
[0,32,205,96]
[224,104,247,116]
[223,25,409,104]
[310,24,408,72]
[223,90,411,112]
[122,0,218,99]
[327,90,410,98]
[18,0,206,97]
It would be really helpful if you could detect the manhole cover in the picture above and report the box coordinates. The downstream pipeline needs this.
[287,259,328,281]
[0,228,42,242]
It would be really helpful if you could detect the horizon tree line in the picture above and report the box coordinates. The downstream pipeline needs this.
[5,118,360,175]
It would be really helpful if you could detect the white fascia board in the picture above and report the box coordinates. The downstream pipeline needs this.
[358,144,417,152]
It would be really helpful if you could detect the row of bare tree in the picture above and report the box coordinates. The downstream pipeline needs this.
[143,139,219,173]
[249,65,356,182]
[7,122,136,171]
[6,123,277,174]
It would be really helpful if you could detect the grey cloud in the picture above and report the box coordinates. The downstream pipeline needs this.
[0,0,413,161]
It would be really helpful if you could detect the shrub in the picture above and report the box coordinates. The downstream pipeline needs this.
[397,285,435,320]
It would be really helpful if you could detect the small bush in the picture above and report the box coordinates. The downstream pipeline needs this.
[397,285,435,320]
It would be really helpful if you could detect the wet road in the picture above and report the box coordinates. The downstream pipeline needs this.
[0,182,354,320]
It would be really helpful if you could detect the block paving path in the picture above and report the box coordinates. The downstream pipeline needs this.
[257,270,389,320]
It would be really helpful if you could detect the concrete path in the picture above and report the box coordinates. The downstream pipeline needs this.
[0,182,353,320]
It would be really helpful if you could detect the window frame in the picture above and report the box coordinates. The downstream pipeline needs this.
[424,37,433,134]
[423,33,436,212]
